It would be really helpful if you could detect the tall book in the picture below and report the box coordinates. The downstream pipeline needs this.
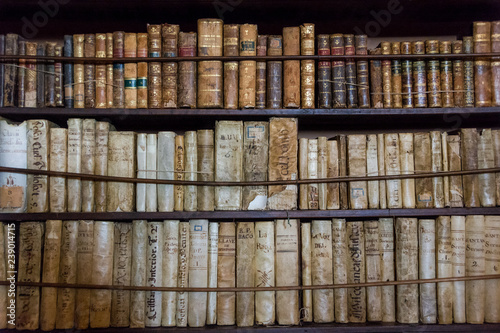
[236,222,255,326]
[27,119,51,213]
[95,121,112,212]
[447,135,464,207]
[178,32,197,108]
[347,221,366,323]
[431,131,445,208]
[124,33,137,109]
[327,138,340,209]
[426,40,442,107]
[243,121,268,210]
[345,35,358,108]
[174,135,184,211]
[256,36,267,109]
[381,42,392,108]
[81,119,96,212]
[364,220,381,322]
[267,35,283,108]
[184,131,197,211]
[73,35,84,108]
[0,35,3,107]
[473,22,491,107]
[111,223,132,327]
[300,23,315,108]
[463,36,475,107]
[331,34,346,108]
[450,216,466,323]
[391,41,402,108]
[145,222,163,327]
[130,220,147,328]
[461,128,480,207]
[412,41,427,107]
[161,24,179,108]
[63,35,73,107]
[379,218,395,322]
[478,129,496,207]
[377,134,387,209]
[283,27,300,108]
[17,40,26,107]
[162,220,179,327]
[485,215,500,323]
[414,132,433,208]
[347,134,368,209]
[223,24,239,109]
[197,129,215,211]
[338,135,349,209]
[239,24,257,108]
[301,223,313,322]
[217,222,236,325]
[112,31,125,108]
[419,219,437,324]
[188,220,209,327]
[3,34,18,107]
[0,223,6,329]
[207,222,218,325]
[75,220,93,330]
[176,222,190,327]
[442,132,450,207]
[356,35,370,108]
[84,34,96,108]
[494,130,500,206]
[299,138,308,210]
[106,33,113,108]
[147,24,161,108]
[318,34,332,108]
[399,133,415,208]
[465,215,485,324]
[492,22,500,106]
[436,216,453,324]
[255,221,275,325]
[45,42,56,107]
[440,41,454,107]
[385,133,402,208]
[157,131,175,212]
[401,42,413,108]
[332,219,348,323]
[318,136,327,210]
[67,118,82,212]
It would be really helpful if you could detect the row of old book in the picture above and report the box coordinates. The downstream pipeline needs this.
[1,20,499,110]
[1,117,499,213]
[3,215,500,330]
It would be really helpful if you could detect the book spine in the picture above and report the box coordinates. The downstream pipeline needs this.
[207,222,218,325]
[188,219,209,327]
[239,24,257,109]
[137,62,148,108]
[493,130,500,206]
[267,35,283,108]
[111,223,132,327]
[17,40,26,107]
[54,45,64,106]
[301,223,313,322]
[130,220,147,328]
[137,32,147,57]
[217,222,236,325]
[440,41,454,107]
[414,132,433,208]
[332,219,348,323]
[145,222,163,327]
[451,216,466,323]
[419,219,437,324]
[465,215,485,324]
[379,218,395,322]
[113,31,125,108]
[426,40,442,107]
[364,220,381,322]
[162,220,179,327]
[84,34,96,108]
[463,36,475,107]
[67,118,82,212]
[478,129,496,207]
[75,220,93,329]
[81,118,96,212]
[27,119,50,213]
[442,132,450,207]
[344,35,358,108]
[436,216,453,324]
[49,128,67,212]
[461,128,480,207]
[338,135,349,209]
[176,222,189,327]
[178,32,197,108]
[355,35,370,108]
[307,139,319,209]
[283,26,300,108]
[158,131,175,212]
[347,134,368,209]
[412,41,427,107]
[25,42,37,108]
[451,40,465,106]
[147,24,161,57]
[391,42,402,108]
[124,33,137,109]
[447,135,464,207]
[106,33,113,108]
[377,134,387,209]
[161,24,179,108]
[381,42,392,108]
[299,138,308,210]
[474,22,492,107]
[174,135,184,211]
[148,62,162,108]
[3,34,18,107]
[73,35,84,108]
[95,121,110,212]
[366,134,379,209]
[223,24,239,109]
[300,23,315,108]
[256,35,267,109]
[36,42,45,107]
[370,48,383,108]
[197,129,215,211]
[63,35,73,108]
[492,21,500,106]
[317,35,332,108]
[236,222,255,326]
[255,221,275,325]
[399,133,415,208]
[484,216,500,322]
[184,131,197,211]
[331,34,346,108]
[318,136,327,210]
[0,35,3,107]
[431,131,445,208]
[327,139,340,209]
[347,221,366,323]
[401,42,413,108]
[45,42,56,106]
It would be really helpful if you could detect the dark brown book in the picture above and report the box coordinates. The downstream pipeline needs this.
[267,35,283,108]
[36,42,45,107]
[440,41,454,107]
[223,24,239,109]
[239,24,258,109]
[338,134,349,210]
[331,34,346,108]
[3,33,18,107]
[45,42,56,107]
[412,41,427,107]
[124,33,137,109]
[178,31,197,108]
[381,41,392,108]
[63,35,73,108]
[452,40,465,107]
[137,33,148,109]
[256,35,267,109]
[301,23,315,108]
[0,35,3,107]
[391,42,402,108]
[460,128,480,207]
[369,48,383,108]
[95,33,107,109]
[162,24,179,108]
[112,31,125,108]
[17,40,26,107]
[25,41,37,108]
[345,34,358,108]
[491,21,500,106]
[54,45,64,107]
[463,36,475,107]
[355,35,370,108]
[401,42,414,108]
[473,21,492,107]
[318,34,332,108]
[147,24,161,57]
[84,34,96,108]
[283,26,300,108]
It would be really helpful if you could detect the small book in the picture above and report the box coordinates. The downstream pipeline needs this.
[161,24,179,108]
[239,24,257,109]
[300,23,315,108]
[426,40,442,108]
[390,41,402,108]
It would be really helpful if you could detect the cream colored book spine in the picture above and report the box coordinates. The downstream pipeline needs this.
[465,215,485,324]
[217,222,236,325]
[27,119,51,213]
[136,133,147,212]
[414,132,433,208]
[327,139,340,209]
[493,130,500,206]
[379,218,395,322]
[301,223,313,322]
[478,129,496,207]
[145,222,163,327]
[430,131,445,208]
[485,216,500,323]
[176,222,190,327]
[384,133,402,208]
[347,221,366,323]
[55,221,78,329]
[174,135,184,211]
[236,222,255,326]
[40,220,62,331]
[184,131,197,211]
[255,221,275,325]
[442,132,450,207]
[461,128,480,207]
[111,223,132,327]
[89,222,114,329]
[16,222,43,330]
[147,134,158,212]
[75,220,93,330]
[275,219,300,325]
[158,131,176,212]
[130,220,147,328]
[451,215,466,323]
[347,134,368,209]
[332,219,348,323]
[399,133,415,208]
[447,135,464,207]
[67,118,82,212]
[188,219,209,327]
[197,129,215,211]
[436,216,453,324]
[162,220,179,327]
[0,223,6,329]
[299,138,308,210]
[377,134,387,209]
[311,220,334,323]
[49,128,67,212]
[419,219,437,324]
[95,122,111,212]
[307,139,319,209]
[81,119,96,212]
[215,121,243,210]
[318,136,328,209]
[364,220,381,322]
[366,134,379,209]
[395,217,419,323]
[207,222,219,325]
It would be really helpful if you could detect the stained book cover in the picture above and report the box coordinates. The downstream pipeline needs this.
[243,121,268,210]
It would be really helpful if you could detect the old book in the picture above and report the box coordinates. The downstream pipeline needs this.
[3,34,18,106]
[327,139,340,209]
[414,132,433,208]
[442,132,450,207]
[16,222,43,330]
[81,119,96,212]
[366,135,379,209]
[401,42,414,108]
[255,221,275,325]
[447,135,464,207]
[474,22,492,107]
[49,128,67,212]
[412,41,427,107]
[318,137,327,210]
[331,34,346,108]
[461,128,480,207]
[492,22,500,106]
[311,220,334,323]
[176,222,190,327]
[207,222,218,325]
[198,18,223,108]
[377,134,387,209]
[299,138,308,210]
[107,132,136,212]
[301,23,315,108]
[268,118,298,210]
[436,216,453,324]
[379,218,395,322]
[243,121,268,210]
[463,36,475,107]
[0,35,3,107]
[184,131,197,211]
[308,139,319,209]
[130,220,147,328]
[124,33,137,109]
[332,219,348,323]
[267,35,283,108]
[0,120,27,212]
[494,130,500,206]
[158,131,175,212]
[197,129,215,211]
[73,35,84,108]
[161,24,179,108]
[256,35,267,109]
[137,62,148,108]
[62,35,73,107]
[223,24,239,109]
[347,221,366,323]
[112,31,125,108]
[147,24,161,57]
[355,35,370,108]
[148,62,162,108]
[385,133,402,208]
[106,33,113,108]
[16,40,26,107]
[239,24,257,109]
[95,122,112,212]
[178,32,197,108]
[381,42,392,108]
[27,120,51,213]
[111,223,132,327]
[347,134,368,209]
[338,135,349,209]
[95,34,107,108]
[301,223,313,322]
[440,41,454,107]
[451,216,466,323]
[25,42,37,108]
[478,129,496,207]
[0,223,5,329]
[419,219,437,324]
[485,216,500,323]
[162,220,179,327]
[318,34,332,108]
[75,220,94,330]
[345,35,358,108]
[283,26,300,108]
[145,222,163,327]
[390,41,403,108]
[276,219,300,325]
[67,118,82,212]
[45,42,56,107]
[431,131,445,208]
[370,48,383,108]
[36,43,45,107]
[399,133,415,208]
[426,40,442,107]
[217,222,236,325]
[364,220,381,322]
[83,34,95,108]
[215,121,243,210]
[395,217,419,324]
[188,220,209,327]
[137,133,148,212]
[137,32,147,58]
[465,215,485,324]
[174,135,184,211]
[236,222,255,326]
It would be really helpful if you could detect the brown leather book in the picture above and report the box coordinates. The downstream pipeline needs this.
[356,35,370,108]
[267,35,283,108]
[95,33,107,108]
[401,42,413,108]
[460,128,480,207]
[178,32,197,108]
[106,33,113,108]
[223,24,239,109]
[84,34,96,108]
[36,43,45,107]
[136,32,147,58]
[463,36,475,107]
[162,24,179,108]
[239,24,257,109]
[283,26,300,108]
[452,41,465,107]
[331,34,346,108]
[137,33,148,109]
[473,21,492,107]
[17,40,26,107]
[124,33,137,109]
[112,31,125,108]
[25,42,37,108]
[381,41,392,108]
[370,48,383,108]
[391,42,402,108]
[345,35,358,108]
[318,34,332,108]
[54,45,64,106]
[3,33,18,106]
[45,42,56,107]
[426,40,442,107]
[198,18,223,108]
[256,35,267,109]
[301,23,315,108]
[147,24,161,57]
[412,41,427,107]
[440,41,454,107]
[147,25,162,108]
[491,21,500,106]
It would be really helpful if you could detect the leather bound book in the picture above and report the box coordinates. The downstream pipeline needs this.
[124,33,137,109]
[461,128,480,207]
[256,35,267,109]
[223,24,239,109]
[381,41,392,108]
[463,36,475,107]
[355,35,370,108]
[391,42,402,108]
[147,24,161,57]
[45,42,56,107]
[412,41,427,107]
[301,23,315,108]
[3,33,18,107]
[95,33,107,108]
[370,48,383,108]
[452,41,465,107]
[318,34,332,108]
[137,33,148,108]
[17,40,26,107]
[345,35,358,108]
[440,41,454,107]
[148,62,161,108]
[54,45,64,106]
[36,43,45,107]
[267,35,283,108]
[473,21,492,107]
[162,24,179,108]
[239,24,257,109]
[331,34,346,108]
[162,23,179,57]
[198,18,223,108]
[178,32,197,108]
[136,32,147,57]
[25,42,37,108]
[112,31,125,108]
[492,21,500,106]
[426,40,442,107]
[0,35,3,107]
[106,33,113,108]
[83,34,95,108]
[401,42,413,108]
[283,26,300,108]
